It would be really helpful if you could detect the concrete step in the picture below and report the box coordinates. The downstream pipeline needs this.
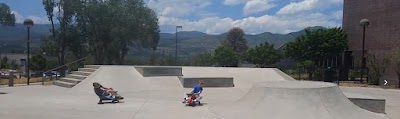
[71,71,92,76]
[78,68,97,72]
[54,80,75,88]
[84,65,101,69]
[66,74,86,80]
[59,77,82,84]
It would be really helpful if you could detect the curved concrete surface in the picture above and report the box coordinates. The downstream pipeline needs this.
[209,81,388,119]
[344,92,386,113]
[182,67,294,91]
[0,66,392,119]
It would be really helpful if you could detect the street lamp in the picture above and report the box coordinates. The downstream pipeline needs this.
[24,19,34,85]
[360,19,369,83]
[175,26,182,65]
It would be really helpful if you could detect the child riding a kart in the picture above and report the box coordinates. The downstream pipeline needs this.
[93,82,124,104]
[183,80,204,106]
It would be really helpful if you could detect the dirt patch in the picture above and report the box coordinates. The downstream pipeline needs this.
[0,77,53,85]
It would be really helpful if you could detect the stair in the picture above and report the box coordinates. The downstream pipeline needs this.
[59,77,82,84]
[78,68,96,72]
[85,65,101,69]
[66,74,86,80]
[54,65,100,88]
[70,71,92,76]
[54,81,75,88]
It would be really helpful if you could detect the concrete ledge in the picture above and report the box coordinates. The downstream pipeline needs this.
[345,93,386,113]
[135,66,183,77]
[179,77,234,88]
[348,98,386,114]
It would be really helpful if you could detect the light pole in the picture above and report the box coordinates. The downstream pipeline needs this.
[360,19,370,83]
[175,26,182,65]
[24,19,34,85]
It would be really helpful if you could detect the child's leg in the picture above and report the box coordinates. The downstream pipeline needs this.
[106,89,117,96]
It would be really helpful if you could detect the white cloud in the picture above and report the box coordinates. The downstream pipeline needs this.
[224,0,248,5]
[11,11,24,23]
[277,0,342,15]
[11,11,50,24]
[332,10,343,20]
[146,0,212,18]
[159,12,340,35]
[243,0,276,15]
[277,0,319,15]
[26,16,51,24]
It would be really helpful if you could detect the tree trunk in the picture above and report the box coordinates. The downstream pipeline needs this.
[60,45,66,77]
[59,18,67,77]
[49,15,59,64]
[308,68,313,80]
[397,71,400,88]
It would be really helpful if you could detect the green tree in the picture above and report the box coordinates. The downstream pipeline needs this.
[46,59,59,70]
[149,52,157,65]
[0,3,16,26]
[164,54,175,66]
[221,27,249,54]
[10,60,18,70]
[367,54,390,85]
[41,0,160,74]
[41,0,82,76]
[285,27,348,80]
[29,53,47,72]
[390,48,400,87]
[40,35,58,57]
[244,42,282,68]
[78,0,160,64]
[213,46,239,67]
[42,0,57,57]
[0,56,9,69]
[191,52,214,66]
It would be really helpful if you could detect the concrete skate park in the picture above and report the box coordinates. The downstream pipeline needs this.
[1,65,400,119]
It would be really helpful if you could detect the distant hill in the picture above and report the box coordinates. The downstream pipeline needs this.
[0,24,54,53]
[154,26,325,58]
[0,24,325,59]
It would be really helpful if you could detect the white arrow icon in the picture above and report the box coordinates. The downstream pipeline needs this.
[384,80,388,85]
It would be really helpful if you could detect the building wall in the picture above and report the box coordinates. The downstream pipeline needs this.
[0,53,27,66]
[343,0,400,86]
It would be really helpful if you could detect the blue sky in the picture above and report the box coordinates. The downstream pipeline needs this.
[1,0,343,34]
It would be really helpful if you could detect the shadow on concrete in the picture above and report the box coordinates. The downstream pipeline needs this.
[184,103,208,107]
[98,101,125,105]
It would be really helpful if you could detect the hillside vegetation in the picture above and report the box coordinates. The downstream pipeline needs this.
[0,24,324,58]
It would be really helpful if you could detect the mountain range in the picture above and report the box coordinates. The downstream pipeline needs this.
[0,24,324,58]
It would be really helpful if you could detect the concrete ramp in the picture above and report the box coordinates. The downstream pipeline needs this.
[135,66,183,77]
[179,77,234,88]
[210,81,389,119]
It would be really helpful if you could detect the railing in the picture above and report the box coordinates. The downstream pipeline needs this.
[41,56,89,85]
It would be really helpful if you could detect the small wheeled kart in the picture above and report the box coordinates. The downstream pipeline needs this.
[182,93,202,107]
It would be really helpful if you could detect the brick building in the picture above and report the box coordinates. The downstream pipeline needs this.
[343,0,400,86]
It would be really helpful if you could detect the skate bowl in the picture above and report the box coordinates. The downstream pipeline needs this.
[209,81,389,119]
[135,66,183,77]
[178,76,234,88]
